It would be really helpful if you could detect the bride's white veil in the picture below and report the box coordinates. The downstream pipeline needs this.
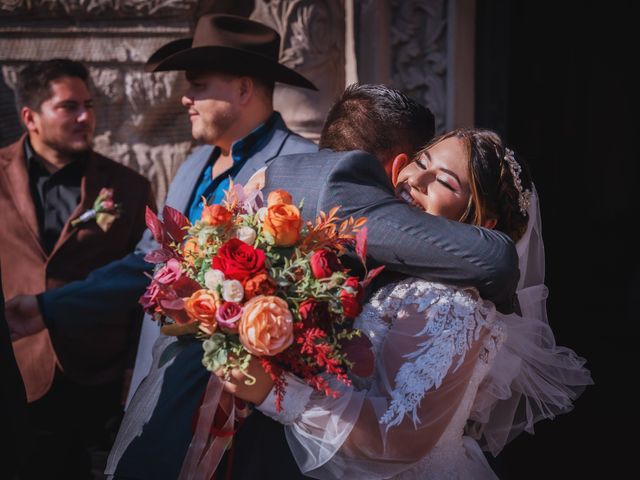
[467,187,593,456]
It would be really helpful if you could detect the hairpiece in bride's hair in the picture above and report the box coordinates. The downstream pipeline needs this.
[504,148,531,215]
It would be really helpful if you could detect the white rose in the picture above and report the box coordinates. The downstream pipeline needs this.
[204,269,225,290]
[222,279,244,303]
[256,207,268,222]
[235,226,257,245]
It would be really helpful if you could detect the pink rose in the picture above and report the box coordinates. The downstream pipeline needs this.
[139,259,183,310]
[216,302,243,333]
[155,258,183,285]
[138,260,200,326]
[139,282,161,311]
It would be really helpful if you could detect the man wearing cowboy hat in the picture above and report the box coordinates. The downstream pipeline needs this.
[7,13,319,408]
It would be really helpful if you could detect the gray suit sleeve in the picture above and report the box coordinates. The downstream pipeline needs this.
[321,151,520,314]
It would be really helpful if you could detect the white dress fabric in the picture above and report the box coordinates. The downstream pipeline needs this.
[259,278,505,479]
[467,188,592,455]
[258,277,592,479]
[257,188,592,479]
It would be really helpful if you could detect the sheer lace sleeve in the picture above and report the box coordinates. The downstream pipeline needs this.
[257,279,500,479]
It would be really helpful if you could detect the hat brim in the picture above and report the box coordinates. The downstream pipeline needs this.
[145,43,317,91]
[144,38,192,73]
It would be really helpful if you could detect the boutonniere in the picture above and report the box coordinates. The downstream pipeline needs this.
[71,187,121,232]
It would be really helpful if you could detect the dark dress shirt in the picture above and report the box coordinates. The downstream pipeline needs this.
[25,139,86,254]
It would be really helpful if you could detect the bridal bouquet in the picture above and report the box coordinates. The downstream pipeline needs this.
[139,182,381,410]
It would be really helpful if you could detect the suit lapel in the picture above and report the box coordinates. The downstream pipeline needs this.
[50,152,110,257]
[0,136,45,256]
[168,145,213,215]
[234,118,290,185]
[166,118,290,215]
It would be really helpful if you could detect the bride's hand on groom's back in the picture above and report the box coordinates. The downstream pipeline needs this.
[215,355,274,404]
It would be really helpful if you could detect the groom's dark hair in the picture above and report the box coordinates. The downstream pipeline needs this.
[319,83,435,164]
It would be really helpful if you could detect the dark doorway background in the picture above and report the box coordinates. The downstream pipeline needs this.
[476,1,637,478]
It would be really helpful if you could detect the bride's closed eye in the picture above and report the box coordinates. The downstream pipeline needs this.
[413,158,426,169]
[437,178,456,191]
[414,154,460,193]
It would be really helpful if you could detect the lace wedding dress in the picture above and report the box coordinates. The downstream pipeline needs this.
[258,189,592,479]
[259,277,505,479]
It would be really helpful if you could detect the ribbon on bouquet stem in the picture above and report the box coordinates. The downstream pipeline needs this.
[178,375,247,480]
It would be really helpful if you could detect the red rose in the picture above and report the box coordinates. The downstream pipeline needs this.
[298,299,331,330]
[310,249,342,279]
[340,277,364,318]
[212,238,266,282]
[343,276,364,302]
[340,291,362,318]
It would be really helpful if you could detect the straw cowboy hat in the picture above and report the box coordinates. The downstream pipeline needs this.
[145,14,317,90]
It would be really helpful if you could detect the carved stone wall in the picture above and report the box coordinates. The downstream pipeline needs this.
[1,0,464,203]
[356,0,451,133]
[390,0,448,133]
[252,0,345,142]
[0,0,344,204]
[0,1,199,204]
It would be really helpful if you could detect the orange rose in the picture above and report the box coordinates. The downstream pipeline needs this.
[185,289,219,333]
[263,204,301,247]
[182,237,200,264]
[243,272,277,300]
[202,204,232,227]
[239,296,293,356]
[267,189,293,207]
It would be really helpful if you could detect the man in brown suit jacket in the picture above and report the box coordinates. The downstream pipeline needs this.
[0,59,155,479]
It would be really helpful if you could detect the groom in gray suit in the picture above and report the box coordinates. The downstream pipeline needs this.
[6,14,318,409]
[106,82,519,479]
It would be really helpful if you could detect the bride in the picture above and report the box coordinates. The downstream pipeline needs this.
[220,128,593,479]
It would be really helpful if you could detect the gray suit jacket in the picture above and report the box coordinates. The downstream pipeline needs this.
[106,148,519,480]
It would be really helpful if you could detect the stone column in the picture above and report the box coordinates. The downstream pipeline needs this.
[252,0,346,142]
[356,0,475,133]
